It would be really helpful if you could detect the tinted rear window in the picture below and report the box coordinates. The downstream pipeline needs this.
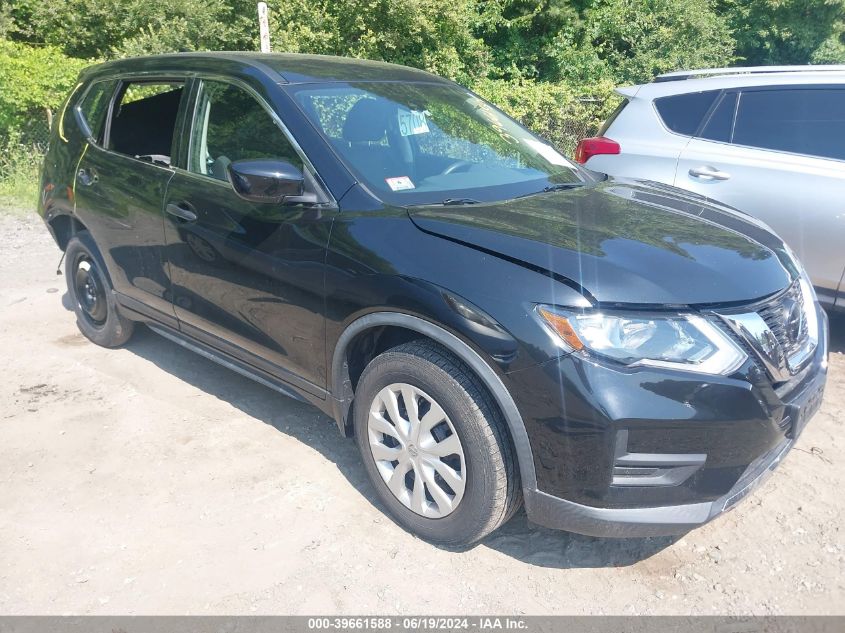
[733,88,845,160]
[654,90,719,136]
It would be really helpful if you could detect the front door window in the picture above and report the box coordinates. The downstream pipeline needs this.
[188,80,303,182]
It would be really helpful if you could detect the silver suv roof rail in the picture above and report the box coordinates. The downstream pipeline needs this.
[653,65,845,82]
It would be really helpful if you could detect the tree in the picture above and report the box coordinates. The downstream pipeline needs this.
[581,0,735,84]
[812,23,845,62]
[8,0,258,59]
[719,0,845,65]
[267,0,490,83]
[0,39,88,135]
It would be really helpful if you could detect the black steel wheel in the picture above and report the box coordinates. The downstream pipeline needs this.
[64,231,135,348]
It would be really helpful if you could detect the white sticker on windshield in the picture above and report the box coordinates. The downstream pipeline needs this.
[385,176,415,191]
[398,110,430,136]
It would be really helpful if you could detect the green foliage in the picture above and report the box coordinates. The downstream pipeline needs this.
[582,0,735,84]
[0,132,42,210]
[473,0,584,80]
[470,0,735,85]
[718,0,845,65]
[811,22,845,63]
[473,78,618,153]
[9,0,258,59]
[0,39,88,136]
[267,0,489,83]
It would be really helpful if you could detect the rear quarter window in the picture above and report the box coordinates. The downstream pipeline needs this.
[77,79,117,143]
[654,90,720,136]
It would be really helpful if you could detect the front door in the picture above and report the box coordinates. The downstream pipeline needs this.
[162,78,334,393]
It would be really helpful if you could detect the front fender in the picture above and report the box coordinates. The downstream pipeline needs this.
[329,311,538,493]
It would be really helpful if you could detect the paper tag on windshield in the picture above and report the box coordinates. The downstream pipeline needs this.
[385,176,415,191]
[398,110,430,136]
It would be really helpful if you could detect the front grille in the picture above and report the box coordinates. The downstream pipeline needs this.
[758,279,809,361]
[716,278,814,385]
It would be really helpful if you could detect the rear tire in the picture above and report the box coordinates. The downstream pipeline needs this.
[353,340,521,546]
[65,232,135,348]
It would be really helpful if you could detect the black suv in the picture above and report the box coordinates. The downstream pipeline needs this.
[38,53,828,546]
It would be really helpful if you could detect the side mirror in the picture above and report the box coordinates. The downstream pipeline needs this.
[227,159,305,204]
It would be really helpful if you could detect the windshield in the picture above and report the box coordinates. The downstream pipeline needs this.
[288,82,584,206]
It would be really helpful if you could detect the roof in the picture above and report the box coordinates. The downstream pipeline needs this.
[81,51,451,85]
[618,65,845,100]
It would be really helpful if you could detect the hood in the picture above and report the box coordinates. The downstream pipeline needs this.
[407,179,794,307]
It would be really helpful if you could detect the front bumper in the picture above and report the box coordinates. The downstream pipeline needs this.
[510,305,829,537]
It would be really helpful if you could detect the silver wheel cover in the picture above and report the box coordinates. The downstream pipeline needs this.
[367,383,466,518]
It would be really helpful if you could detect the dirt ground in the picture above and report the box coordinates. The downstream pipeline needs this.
[0,211,843,616]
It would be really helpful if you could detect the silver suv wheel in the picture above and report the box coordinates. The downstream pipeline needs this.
[367,382,466,518]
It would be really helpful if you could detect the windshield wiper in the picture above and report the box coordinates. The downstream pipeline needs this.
[543,182,583,192]
[515,182,584,199]
[441,197,483,205]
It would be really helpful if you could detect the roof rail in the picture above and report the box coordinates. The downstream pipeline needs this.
[653,65,845,82]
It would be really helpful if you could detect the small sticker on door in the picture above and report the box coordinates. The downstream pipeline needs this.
[385,176,415,191]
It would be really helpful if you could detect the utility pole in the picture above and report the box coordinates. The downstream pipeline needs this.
[257,2,271,53]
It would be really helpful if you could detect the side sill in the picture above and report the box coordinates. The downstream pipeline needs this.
[114,292,179,330]
[145,323,334,418]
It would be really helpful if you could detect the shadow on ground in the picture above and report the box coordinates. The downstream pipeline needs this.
[116,324,675,569]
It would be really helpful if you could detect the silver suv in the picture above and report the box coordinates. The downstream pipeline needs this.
[576,66,845,310]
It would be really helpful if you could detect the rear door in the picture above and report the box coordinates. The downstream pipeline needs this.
[674,86,845,305]
[73,79,189,323]
[162,77,336,393]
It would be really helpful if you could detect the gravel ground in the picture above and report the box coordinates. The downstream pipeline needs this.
[0,211,843,615]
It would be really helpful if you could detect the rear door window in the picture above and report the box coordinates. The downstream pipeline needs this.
[106,81,185,165]
[733,88,845,161]
[699,92,737,142]
[654,90,720,136]
[77,79,118,143]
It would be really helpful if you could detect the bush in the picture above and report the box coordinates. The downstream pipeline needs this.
[720,0,845,65]
[0,132,43,210]
[471,77,620,154]
[0,39,88,139]
[583,0,736,84]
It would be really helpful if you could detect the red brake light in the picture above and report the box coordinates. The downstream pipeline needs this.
[574,136,621,164]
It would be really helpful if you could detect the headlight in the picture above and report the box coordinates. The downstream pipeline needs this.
[537,306,747,375]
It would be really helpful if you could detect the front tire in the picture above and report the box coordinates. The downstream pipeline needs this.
[353,340,521,546]
[65,232,135,348]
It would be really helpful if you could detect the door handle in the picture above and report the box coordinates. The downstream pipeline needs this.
[76,168,98,186]
[689,165,731,181]
[165,202,197,223]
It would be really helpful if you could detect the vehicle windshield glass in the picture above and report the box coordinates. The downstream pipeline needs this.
[289,81,584,205]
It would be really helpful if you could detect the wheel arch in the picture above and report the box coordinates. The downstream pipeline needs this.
[47,213,89,251]
[330,311,538,492]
